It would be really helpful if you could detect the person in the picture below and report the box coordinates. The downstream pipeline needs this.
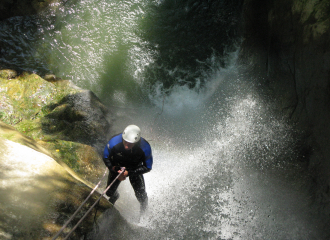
[103,125,153,213]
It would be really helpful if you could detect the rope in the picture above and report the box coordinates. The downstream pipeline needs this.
[51,167,124,240]
[57,167,126,240]
[51,168,108,240]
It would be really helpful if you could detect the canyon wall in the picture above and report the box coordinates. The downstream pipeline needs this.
[240,0,330,215]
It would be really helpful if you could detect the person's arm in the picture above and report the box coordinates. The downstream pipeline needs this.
[127,165,150,176]
[103,143,116,173]
[127,147,153,176]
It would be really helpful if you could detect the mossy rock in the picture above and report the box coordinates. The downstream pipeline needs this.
[40,139,107,185]
[40,90,111,148]
[0,69,17,79]
[0,71,111,183]
[0,71,79,125]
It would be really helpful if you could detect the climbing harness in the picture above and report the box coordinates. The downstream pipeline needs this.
[51,167,126,240]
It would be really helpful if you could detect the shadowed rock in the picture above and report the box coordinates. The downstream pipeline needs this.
[0,122,113,239]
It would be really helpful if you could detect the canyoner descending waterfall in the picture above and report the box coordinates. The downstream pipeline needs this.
[0,0,327,239]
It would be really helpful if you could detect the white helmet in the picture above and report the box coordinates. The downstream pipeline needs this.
[122,125,141,143]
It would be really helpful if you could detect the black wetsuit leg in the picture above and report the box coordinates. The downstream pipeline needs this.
[129,174,148,212]
[106,173,121,205]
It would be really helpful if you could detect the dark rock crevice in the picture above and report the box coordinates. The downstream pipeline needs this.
[240,0,330,222]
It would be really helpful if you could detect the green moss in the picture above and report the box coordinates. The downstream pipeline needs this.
[14,120,85,173]
[0,69,17,79]
[15,119,43,140]
[0,110,11,124]
[0,72,105,179]
[0,110,22,125]
[0,73,81,125]
[45,140,82,172]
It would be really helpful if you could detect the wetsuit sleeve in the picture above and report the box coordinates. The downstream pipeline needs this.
[144,146,153,170]
[103,143,115,173]
[127,164,150,176]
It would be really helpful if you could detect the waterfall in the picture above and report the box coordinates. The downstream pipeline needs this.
[0,0,325,239]
[89,58,322,239]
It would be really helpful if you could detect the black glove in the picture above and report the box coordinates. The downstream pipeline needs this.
[114,166,121,172]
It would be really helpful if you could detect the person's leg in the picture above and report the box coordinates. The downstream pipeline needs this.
[129,175,148,213]
[106,173,121,205]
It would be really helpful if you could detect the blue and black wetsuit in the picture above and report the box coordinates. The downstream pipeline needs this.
[103,133,153,211]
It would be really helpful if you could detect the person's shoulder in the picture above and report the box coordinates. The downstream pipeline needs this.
[140,137,151,146]
[108,133,122,149]
[140,137,152,152]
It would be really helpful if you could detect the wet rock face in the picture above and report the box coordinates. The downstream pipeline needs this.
[42,90,111,150]
[0,72,113,238]
[0,71,111,183]
[0,72,111,149]
[0,131,112,240]
[240,0,330,215]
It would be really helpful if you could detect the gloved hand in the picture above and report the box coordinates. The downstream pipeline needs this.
[118,168,128,181]
[112,166,121,172]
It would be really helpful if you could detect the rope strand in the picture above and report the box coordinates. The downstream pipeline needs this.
[60,168,125,240]
[51,167,124,240]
